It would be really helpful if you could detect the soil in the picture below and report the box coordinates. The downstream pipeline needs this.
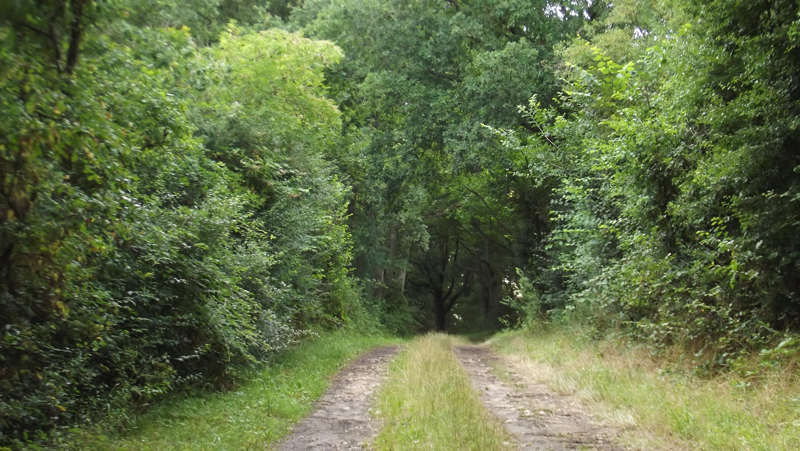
[277,343,626,451]
[277,346,401,451]
[455,345,625,451]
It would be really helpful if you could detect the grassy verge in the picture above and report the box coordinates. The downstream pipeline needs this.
[58,330,400,450]
[491,327,800,451]
[373,333,510,451]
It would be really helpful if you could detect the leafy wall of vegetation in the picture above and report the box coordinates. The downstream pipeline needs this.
[499,0,800,369]
[0,1,360,446]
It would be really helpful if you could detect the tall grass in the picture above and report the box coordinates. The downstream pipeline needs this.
[55,331,400,450]
[373,334,511,451]
[491,328,800,451]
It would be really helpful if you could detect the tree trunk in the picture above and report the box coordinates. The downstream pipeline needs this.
[387,223,397,283]
[479,252,500,329]
[373,265,385,299]
[434,294,446,332]
[397,264,406,295]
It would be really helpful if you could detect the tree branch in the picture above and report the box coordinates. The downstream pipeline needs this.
[444,289,462,314]
[413,258,439,290]
[469,218,512,252]
[459,181,515,239]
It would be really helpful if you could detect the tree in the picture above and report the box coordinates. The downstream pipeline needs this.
[0,4,359,445]
[297,0,580,331]
[496,0,800,364]
[409,228,470,332]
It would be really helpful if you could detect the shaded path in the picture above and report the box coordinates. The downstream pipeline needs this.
[278,346,401,450]
[455,345,624,451]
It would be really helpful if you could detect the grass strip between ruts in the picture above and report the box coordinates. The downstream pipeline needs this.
[372,333,511,451]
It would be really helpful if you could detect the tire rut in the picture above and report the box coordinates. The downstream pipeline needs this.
[278,345,401,451]
[455,345,625,451]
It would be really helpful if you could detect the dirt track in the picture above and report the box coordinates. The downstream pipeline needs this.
[278,343,624,450]
[277,346,401,450]
[455,345,624,450]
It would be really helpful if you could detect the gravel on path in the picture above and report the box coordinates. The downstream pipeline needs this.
[277,346,401,451]
[455,345,625,451]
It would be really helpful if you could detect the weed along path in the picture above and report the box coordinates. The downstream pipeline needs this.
[455,345,624,451]
[278,345,401,450]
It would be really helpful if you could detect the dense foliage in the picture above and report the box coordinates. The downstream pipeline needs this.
[0,1,359,446]
[4,0,800,446]
[295,0,800,369]
[497,0,800,369]
[295,0,585,333]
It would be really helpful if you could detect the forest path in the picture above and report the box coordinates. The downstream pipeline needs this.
[276,341,626,451]
[455,345,625,451]
[277,345,401,450]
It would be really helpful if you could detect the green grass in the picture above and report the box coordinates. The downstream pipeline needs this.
[59,330,401,450]
[491,327,800,451]
[373,333,511,451]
